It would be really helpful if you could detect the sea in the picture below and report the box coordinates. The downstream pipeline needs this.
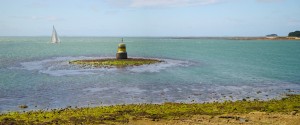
[1,37,300,113]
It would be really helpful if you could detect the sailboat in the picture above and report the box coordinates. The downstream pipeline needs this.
[51,25,60,43]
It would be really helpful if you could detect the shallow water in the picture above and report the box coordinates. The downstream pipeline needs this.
[1,37,300,112]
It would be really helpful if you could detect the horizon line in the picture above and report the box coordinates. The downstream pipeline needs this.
[0,35,287,37]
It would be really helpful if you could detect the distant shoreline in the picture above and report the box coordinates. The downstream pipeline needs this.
[172,36,300,40]
[1,36,300,40]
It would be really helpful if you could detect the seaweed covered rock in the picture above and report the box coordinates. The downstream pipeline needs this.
[69,58,163,68]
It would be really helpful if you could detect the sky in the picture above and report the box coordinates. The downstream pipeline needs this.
[0,0,300,36]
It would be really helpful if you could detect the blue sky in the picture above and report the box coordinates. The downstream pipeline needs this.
[0,0,299,36]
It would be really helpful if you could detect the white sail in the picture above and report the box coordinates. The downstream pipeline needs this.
[51,26,60,43]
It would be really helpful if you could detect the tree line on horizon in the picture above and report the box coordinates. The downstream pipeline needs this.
[288,31,300,37]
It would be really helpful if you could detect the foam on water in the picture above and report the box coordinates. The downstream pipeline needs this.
[127,58,191,73]
[18,56,193,76]
[74,82,300,107]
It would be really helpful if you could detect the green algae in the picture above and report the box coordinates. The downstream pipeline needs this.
[69,58,163,68]
[0,95,300,124]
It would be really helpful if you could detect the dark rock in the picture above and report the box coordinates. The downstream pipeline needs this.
[19,105,28,109]
[219,116,238,119]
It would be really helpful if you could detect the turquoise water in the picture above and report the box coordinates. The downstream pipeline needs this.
[1,37,300,112]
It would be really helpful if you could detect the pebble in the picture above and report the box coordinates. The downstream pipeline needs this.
[239,118,249,123]
[291,111,298,115]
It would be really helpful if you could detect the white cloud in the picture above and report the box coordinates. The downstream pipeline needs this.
[130,0,219,7]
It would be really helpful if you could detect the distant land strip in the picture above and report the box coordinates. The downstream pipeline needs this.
[171,36,300,40]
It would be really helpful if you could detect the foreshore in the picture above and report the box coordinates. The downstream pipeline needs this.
[1,94,299,125]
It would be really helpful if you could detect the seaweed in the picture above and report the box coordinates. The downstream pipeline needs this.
[0,95,300,124]
[69,58,163,68]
